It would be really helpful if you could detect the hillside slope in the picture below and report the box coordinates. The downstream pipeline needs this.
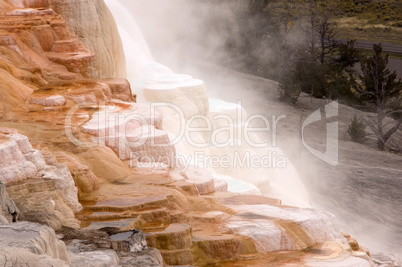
[190,61,402,257]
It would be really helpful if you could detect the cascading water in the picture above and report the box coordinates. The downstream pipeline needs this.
[104,0,312,208]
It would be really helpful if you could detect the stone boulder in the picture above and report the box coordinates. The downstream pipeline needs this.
[59,226,163,266]
[120,255,161,267]
[36,165,83,213]
[0,132,47,178]
[0,248,69,267]
[6,178,80,230]
[52,151,99,199]
[0,215,8,225]
[0,129,82,229]
[68,250,119,267]
[0,181,19,223]
[103,78,133,102]
[0,133,37,184]
[0,221,70,264]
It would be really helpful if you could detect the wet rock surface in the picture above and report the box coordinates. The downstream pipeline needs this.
[58,226,163,266]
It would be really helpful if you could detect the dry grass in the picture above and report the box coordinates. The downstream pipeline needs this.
[335,16,402,44]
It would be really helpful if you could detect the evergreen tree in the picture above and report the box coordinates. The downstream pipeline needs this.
[358,44,402,150]
[348,115,367,143]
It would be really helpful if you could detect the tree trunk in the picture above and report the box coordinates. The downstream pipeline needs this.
[378,139,385,151]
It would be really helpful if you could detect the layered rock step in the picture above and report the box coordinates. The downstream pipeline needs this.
[188,211,230,224]
[76,195,194,265]
[192,233,259,266]
[58,226,163,266]
[80,218,136,230]
[215,193,282,206]
[30,94,67,106]
[0,221,70,266]
[45,51,95,78]
[0,8,96,79]
[31,80,111,106]
[50,38,87,53]
[73,188,372,267]
[184,167,216,195]
[77,195,178,231]
[6,178,80,230]
[83,195,170,212]
[143,74,209,117]
[216,239,372,267]
[145,223,193,266]
[82,101,174,166]
[0,129,82,231]
[224,203,345,253]
[94,194,282,266]
[103,78,134,102]
[0,136,37,183]
[29,79,132,109]
[142,210,264,266]
[77,207,171,229]
[0,131,50,184]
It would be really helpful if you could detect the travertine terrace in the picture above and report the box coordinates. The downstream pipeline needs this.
[0,0,383,266]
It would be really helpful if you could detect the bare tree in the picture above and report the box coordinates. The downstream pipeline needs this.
[316,11,338,64]
[301,0,339,63]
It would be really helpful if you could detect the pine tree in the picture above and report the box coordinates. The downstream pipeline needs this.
[348,115,367,143]
[358,44,402,151]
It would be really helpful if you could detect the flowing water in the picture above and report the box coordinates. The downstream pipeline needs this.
[104,0,312,208]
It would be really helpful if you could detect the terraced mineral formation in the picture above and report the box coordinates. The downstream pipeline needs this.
[0,221,70,266]
[48,0,127,79]
[0,0,380,266]
[0,129,82,230]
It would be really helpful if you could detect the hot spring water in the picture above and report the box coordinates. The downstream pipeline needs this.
[104,0,312,208]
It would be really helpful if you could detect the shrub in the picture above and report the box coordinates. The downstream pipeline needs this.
[278,83,301,104]
[347,115,367,143]
[391,21,402,27]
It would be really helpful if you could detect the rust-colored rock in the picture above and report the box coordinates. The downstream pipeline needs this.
[0,6,97,87]
[52,151,99,199]
[4,0,49,8]
[6,178,80,230]
[103,78,133,101]
[47,0,126,79]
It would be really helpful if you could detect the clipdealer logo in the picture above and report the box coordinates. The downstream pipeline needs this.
[64,100,339,169]
[301,101,339,166]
